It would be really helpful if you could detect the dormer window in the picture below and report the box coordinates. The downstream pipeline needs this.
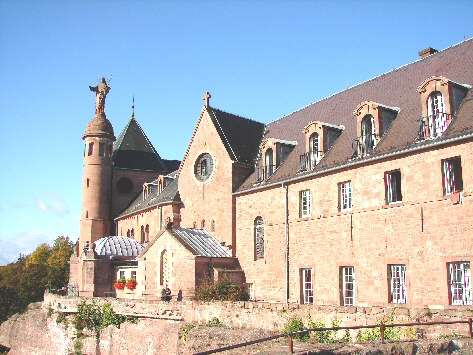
[257,138,296,182]
[417,76,470,140]
[309,133,320,167]
[265,148,274,178]
[300,121,343,171]
[360,115,376,154]
[353,101,399,158]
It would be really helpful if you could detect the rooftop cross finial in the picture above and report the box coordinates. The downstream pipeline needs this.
[89,77,111,115]
[203,91,211,108]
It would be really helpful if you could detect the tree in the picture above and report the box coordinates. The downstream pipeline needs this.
[0,236,75,324]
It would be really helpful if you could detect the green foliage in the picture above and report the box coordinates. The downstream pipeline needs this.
[193,277,249,302]
[181,324,196,343]
[283,316,309,341]
[207,317,224,327]
[74,301,138,336]
[0,236,74,323]
[307,316,347,344]
[56,311,67,325]
[439,333,467,339]
[355,309,412,342]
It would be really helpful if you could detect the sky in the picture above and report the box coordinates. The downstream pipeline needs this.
[0,0,472,265]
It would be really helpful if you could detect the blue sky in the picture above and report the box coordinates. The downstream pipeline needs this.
[0,0,472,265]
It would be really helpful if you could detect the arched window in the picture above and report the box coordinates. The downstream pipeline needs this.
[131,228,134,238]
[254,216,264,261]
[145,224,150,242]
[127,229,130,237]
[265,149,274,178]
[193,221,197,229]
[427,91,447,137]
[140,225,145,244]
[201,220,206,229]
[309,133,320,168]
[361,115,376,154]
[160,249,170,286]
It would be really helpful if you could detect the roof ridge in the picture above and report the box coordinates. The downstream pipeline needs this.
[268,38,473,125]
[210,106,263,125]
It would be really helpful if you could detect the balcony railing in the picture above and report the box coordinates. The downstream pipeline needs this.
[299,152,323,171]
[352,134,377,158]
[255,165,275,182]
[417,113,452,141]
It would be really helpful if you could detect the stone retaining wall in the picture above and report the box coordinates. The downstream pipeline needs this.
[44,293,473,338]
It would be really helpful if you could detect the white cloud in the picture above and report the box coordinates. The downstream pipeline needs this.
[35,193,71,217]
[36,198,49,212]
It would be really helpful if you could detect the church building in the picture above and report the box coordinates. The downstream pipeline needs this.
[69,39,473,309]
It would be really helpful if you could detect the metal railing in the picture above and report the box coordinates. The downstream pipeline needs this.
[299,152,323,171]
[352,134,377,158]
[417,113,452,141]
[193,318,473,355]
[255,165,275,182]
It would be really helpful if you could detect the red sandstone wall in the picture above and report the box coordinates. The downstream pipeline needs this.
[178,109,235,249]
[136,230,197,300]
[236,140,473,307]
[116,203,175,243]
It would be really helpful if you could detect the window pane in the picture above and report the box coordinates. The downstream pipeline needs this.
[302,269,313,304]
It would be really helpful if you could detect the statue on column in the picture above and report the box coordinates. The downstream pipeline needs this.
[89,77,111,115]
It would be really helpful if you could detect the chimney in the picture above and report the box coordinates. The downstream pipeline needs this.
[418,47,438,59]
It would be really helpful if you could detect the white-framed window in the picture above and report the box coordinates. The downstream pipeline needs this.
[309,133,320,168]
[448,262,472,306]
[265,149,274,178]
[248,283,255,301]
[341,266,356,306]
[131,270,137,280]
[427,91,447,137]
[300,190,312,218]
[339,181,352,212]
[385,170,402,204]
[301,268,314,305]
[119,270,125,280]
[389,264,407,304]
[442,157,463,195]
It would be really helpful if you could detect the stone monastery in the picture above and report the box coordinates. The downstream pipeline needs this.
[69,39,473,309]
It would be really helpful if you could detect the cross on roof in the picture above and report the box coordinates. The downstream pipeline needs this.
[203,91,211,108]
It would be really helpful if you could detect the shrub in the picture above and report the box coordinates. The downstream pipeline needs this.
[283,316,309,341]
[193,278,249,302]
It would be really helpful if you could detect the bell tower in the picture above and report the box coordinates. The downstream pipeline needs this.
[79,77,116,251]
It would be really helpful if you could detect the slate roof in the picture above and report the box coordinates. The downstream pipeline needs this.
[116,177,180,219]
[172,227,232,257]
[94,236,144,257]
[208,107,265,166]
[113,117,170,172]
[237,39,473,192]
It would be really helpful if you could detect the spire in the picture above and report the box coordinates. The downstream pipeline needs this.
[132,95,135,119]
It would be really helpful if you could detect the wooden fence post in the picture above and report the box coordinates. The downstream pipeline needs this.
[288,335,293,353]
[380,322,385,344]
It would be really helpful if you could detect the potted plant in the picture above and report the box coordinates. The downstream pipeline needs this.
[113,278,126,290]
[126,278,137,291]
